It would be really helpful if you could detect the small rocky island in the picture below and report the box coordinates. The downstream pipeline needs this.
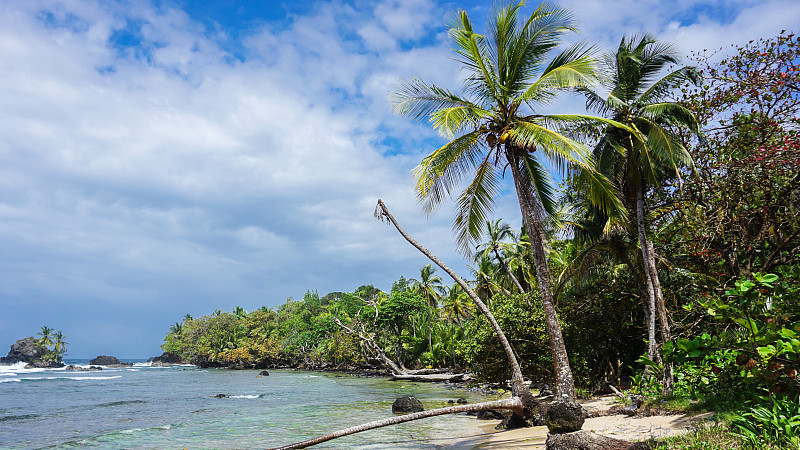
[0,337,65,368]
[88,355,133,367]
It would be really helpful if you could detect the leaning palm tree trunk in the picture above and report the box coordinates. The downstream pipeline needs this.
[509,158,576,402]
[267,397,523,450]
[375,200,528,394]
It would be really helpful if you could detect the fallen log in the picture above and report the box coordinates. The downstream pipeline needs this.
[389,373,465,382]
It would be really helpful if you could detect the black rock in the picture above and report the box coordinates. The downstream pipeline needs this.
[456,397,468,404]
[258,370,270,376]
[392,395,424,413]
[545,401,586,433]
[24,360,65,369]
[210,393,229,398]
[475,409,505,420]
[88,355,133,367]
[147,352,184,365]
[0,337,47,365]
[64,365,103,371]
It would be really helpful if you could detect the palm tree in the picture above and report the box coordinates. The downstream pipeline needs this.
[391,1,623,401]
[580,34,700,395]
[37,326,54,349]
[411,264,444,351]
[232,306,247,319]
[168,322,183,335]
[476,220,526,293]
[53,331,68,361]
[441,283,474,368]
[469,252,506,301]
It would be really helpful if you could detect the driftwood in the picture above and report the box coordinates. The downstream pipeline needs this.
[546,430,650,450]
[389,373,466,382]
[266,397,523,450]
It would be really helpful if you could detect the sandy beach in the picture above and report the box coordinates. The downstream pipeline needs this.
[459,396,715,449]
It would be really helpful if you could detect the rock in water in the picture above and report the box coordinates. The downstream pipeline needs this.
[546,430,649,449]
[545,401,586,433]
[392,395,424,413]
[210,394,229,398]
[147,352,183,365]
[88,355,133,367]
[0,337,46,364]
[258,370,270,376]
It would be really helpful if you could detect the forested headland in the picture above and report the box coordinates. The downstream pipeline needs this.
[161,28,799,449]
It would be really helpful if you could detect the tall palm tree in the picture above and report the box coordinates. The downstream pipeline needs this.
[477,219,526,293]
[391,1,623,401]
[411,264,445,351]
[580,34,700,395]
[441,283,474,368]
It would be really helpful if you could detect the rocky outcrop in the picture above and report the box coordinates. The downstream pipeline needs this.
[258,370,270,376]
[64,365,102,371]
[147,352,184,365]
[24,360,65,369]
[0,337,47,365]
[392,395,424,413]
[88,355,133,367]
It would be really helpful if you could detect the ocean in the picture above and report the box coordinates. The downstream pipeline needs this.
[0,360,496,449]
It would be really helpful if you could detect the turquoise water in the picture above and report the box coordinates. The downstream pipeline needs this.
[0,361,494,449]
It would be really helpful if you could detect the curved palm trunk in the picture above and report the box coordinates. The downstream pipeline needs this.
[375,200,532,401]
[508,159,576,402]
[635,186,673,396]
[267,397,523,450]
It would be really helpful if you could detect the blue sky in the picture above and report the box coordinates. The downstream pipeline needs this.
[0,0,797,358]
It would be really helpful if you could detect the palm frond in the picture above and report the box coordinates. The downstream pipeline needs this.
[391,79,481,123]
[454,159,501,254]
[637,66,700,105]
[413,130,486,215]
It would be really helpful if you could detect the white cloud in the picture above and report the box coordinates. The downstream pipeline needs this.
[0,0,793,357]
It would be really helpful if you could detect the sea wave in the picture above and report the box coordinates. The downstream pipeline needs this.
[229,394,262,399]
[0,378,21,383]
[0,413,40,422]
[18,375,123,382]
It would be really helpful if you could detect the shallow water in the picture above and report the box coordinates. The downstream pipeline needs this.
[0,360,493,449]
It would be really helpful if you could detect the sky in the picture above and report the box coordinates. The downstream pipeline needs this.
[0,0,797,358]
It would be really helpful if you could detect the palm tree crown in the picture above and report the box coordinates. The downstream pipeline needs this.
[390,0,625,401]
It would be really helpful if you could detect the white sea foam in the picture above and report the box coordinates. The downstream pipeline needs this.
[0,378,21,383]
[229,395,260,399]
[127,369,140,372]
[133,362,151,368]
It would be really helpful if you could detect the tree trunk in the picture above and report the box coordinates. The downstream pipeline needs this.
[636,186,673,396]
[648,240,674,396]
[635,188,658,371]
[508,157,576,402]
[375,200,536,406]
[268,397,523,450]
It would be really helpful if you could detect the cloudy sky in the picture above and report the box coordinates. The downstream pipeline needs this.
[0,0,796,358]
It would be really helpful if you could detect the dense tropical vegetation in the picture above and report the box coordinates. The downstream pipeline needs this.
[161,4,798,446]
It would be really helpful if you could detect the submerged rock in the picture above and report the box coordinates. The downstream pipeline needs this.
[392,395,424,413]
[1,337,47,365]
[89,355,133,367]
[258,370,270,376]
[210,393,229,398]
